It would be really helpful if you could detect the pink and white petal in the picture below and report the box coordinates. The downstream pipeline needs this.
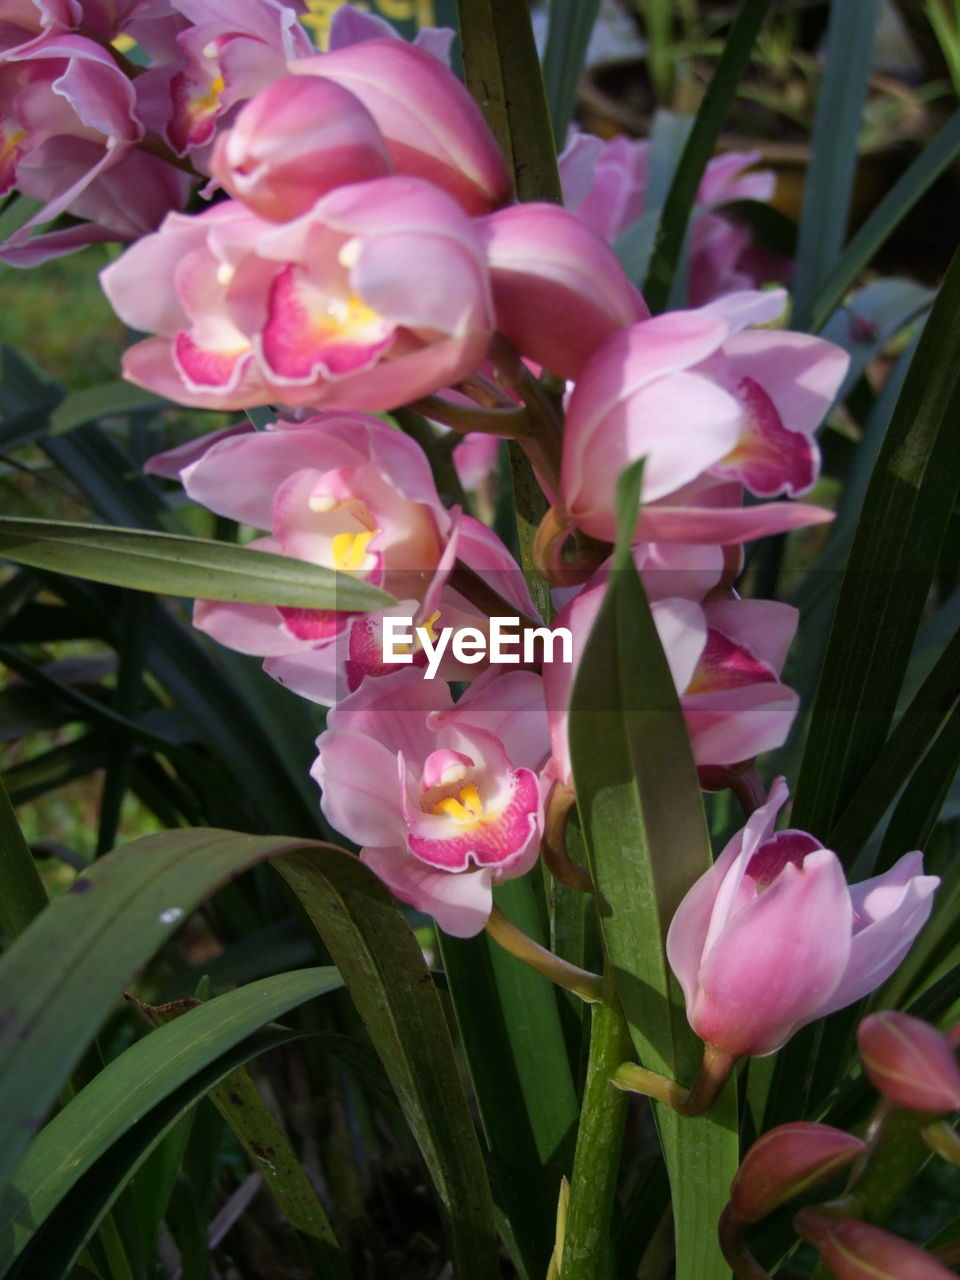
[444,669,550,771]
[820,854,940,1014]
[324,666,446,762]
[361,847,495,937]
[703,598,798,674]
[352,228,491,337]
[712,372,821,497]
[723,329,849,439]
[698,288,787,333]
[259,262,394,383]
[456,514,539,619]
[144,423,255,481]
[634,494,834,547]
[121,335,271,410]
[407,767,541,872]
[193,597,304,656]
[666,779,789,1007]
[684,684,799,766]
[313,730,407,847]
[650,598,709,694]
[692,850,852,1056]
[264,646,342,706]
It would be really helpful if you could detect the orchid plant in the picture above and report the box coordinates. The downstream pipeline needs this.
[1,2,959,1278]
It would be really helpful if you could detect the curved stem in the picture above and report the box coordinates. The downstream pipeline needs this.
[718,1205,774,1280]
[542,780,594,893]
[484,906,603,1003]
[611,1044,737,1117]
[407,394,532,437]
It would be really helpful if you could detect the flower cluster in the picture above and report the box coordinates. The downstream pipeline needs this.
[67,1,936,1055]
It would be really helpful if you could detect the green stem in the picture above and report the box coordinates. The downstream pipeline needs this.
[559,982,634,1279]
[922,1119,960,1166]
[844,1103,930,1224]
[612,1045,737,1117]
[484,906,603,1003]
[406,394,532,437]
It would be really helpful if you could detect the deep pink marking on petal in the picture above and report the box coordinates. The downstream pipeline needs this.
[168,66,226,155]
[407,767,539,871]
[173,331,251,390]
[686,627,778,695]
[260,263,393,382]
[712,375,819,497]
[746,829,825,890]
[277,605,351,641]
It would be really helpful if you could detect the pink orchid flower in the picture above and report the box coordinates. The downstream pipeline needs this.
[145,413,533,704]
[290,37,509,216]
[475,201,648,378]
[666,777,939,1057]
[100,175,494,412]
[313,668,550,937]
[542,551,797,786]
[558,130,789,305]
[326,2,455,65]
[210,74,391,221]
[560,290,849,543]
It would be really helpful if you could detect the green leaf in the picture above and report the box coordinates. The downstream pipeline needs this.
[457,0,562,202]
[439,873,581,1279]
[542,0,602,146]
[0,774,46,941]
[641,0,774,312]
[809,105,960,333]
[0,517,392,611]
[826,627,960,861]
[0,345,63,448]
[0,969,343,1272]
[790,0,882,330]
[0,829,344,1196]
[4,1024,308,1280]
[48,384,170,434]
[793,242,960,841]
[273,851,500,1280]
[568,461,737,1280]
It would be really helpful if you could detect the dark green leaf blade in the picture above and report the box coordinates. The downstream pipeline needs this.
[273,851,500,1280]
[568,462,737,1280]
[0,969,343,1269]
[0,517,392,611]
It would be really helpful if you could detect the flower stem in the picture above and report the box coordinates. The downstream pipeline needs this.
[484,906,603,1003]
[611,1044,737,1117]
[558,982,634,1279]
[922,1119,960,1166]
[718,1205,774,1280]
[407,394,532,437]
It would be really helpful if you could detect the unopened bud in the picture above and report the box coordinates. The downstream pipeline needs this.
[794,1212,955,1279]
[729,1122,866,1223]
[858,1011,960,1115]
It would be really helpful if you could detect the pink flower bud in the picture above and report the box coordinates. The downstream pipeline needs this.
[666,779,939,1057]
[794,1212,955,1280]
[475,201,647,378]
[729,1123,866,1222]
[858,1011,960,1115]
[291,39,510,216]
[210,75,391,221]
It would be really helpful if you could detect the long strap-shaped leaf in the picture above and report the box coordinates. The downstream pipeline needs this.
[0,969,344,1275]
[568,463,737,1280]
[793,241,960,839]
[0,517,391,611]
[808,106,960,333]
[641,0,774,313]
[790,0,883,330]
[273,852,499,1280]
[542,0,602,146]
[5,1024,310,1280]
[0,830,330,1196]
